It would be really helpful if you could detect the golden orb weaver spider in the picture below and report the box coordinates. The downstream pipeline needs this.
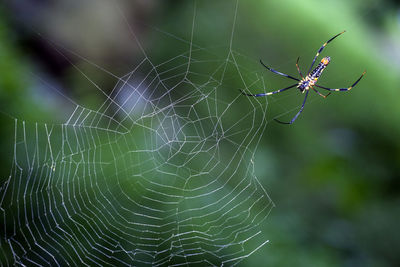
[241,31,366,124]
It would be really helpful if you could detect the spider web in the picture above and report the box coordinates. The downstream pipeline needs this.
[0,1,275,266]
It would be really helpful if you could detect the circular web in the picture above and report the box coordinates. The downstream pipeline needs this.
[1,1,274,266]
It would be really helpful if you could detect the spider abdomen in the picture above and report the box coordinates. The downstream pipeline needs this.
[310,56,330,79]
[298,56,330,92]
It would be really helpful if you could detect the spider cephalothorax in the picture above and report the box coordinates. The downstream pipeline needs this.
[240,31,365,124]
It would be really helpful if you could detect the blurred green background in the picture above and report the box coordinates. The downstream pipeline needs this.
[1,0,400,266]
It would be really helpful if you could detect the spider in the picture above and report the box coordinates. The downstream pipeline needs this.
[240,31,366,124]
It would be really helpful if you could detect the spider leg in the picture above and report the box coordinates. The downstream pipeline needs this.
[315,71,366,92]
[312,87,331,98]
[240,83,298,97]
[260,59,300,81]
[296,57,304,78]
[274,90,309,125]
[307,31,346,74]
